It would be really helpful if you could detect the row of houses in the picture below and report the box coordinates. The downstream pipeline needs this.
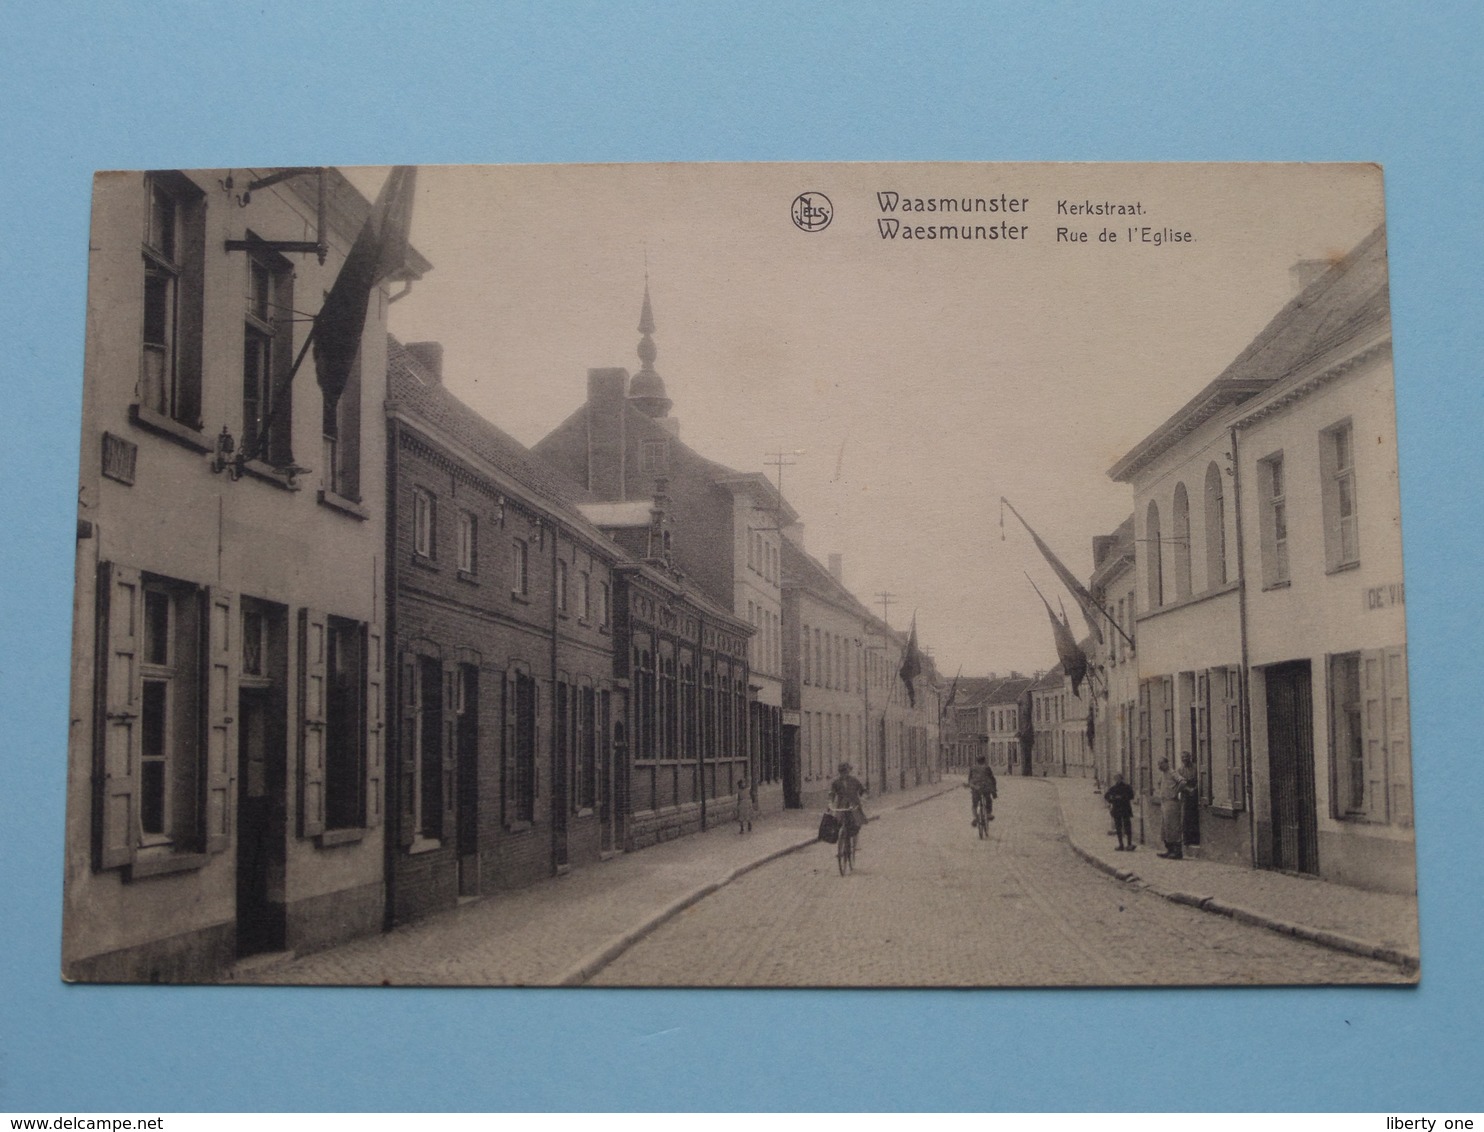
[1087,224,1411,894]
[946,225,1411,895]
[63,166,945,982]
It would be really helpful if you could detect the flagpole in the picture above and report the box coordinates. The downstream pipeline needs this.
[1001,496,1136,650]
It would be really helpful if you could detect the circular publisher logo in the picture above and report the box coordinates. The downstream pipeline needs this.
[791,192,833,232]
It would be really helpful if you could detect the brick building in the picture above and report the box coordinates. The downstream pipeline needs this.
[533,287,791,813]
[384,339,632,923]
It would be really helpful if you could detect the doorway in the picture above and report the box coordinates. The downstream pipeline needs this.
[236,685,285,956]
[1265,661,1319,875]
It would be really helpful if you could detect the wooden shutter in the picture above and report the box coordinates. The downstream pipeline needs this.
[502,670,517,826]
[365,625,384,828]
[96,562,143,870]
[399,653,419,846]
[441,661,458,840]
[299,608,328,837]
[1195,669,1211,804]
[203,587,238,853]
[1384,646,1412,828]
[1359,649,1387,821]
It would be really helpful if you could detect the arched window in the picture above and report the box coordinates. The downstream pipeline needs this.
[1205,461,1227,587]
[1146,500,1164,608]
[1172,483,1192,600]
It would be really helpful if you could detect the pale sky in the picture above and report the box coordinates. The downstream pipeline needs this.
[348,163,1385,678]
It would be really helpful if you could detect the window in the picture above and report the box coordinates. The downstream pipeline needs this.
[139,173,203,429]
[324,618,366,830]
[579,571,591,621]
[1321,420,1360,571]
[95,566,244,869]
[502,669,537,826]
[512,539,529,597]
[1145,501,1164,607]
[802,623,812,685]
[1330,648,1411,825]
[138,581,200,845]
[557,558,569,613]
[1172,483,1192,600]
[1204,462,1227,587]
[577,685,597,811]
[304,610,382,839]
[457,510,477,574]
[640,437,668,475]
[412,488,436,559]
[1259,453,1290,586]
[598,581,610,628]
[242,246,294,466]
[323,353,361,502]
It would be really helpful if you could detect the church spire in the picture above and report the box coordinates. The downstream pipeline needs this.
[628,277,673,419]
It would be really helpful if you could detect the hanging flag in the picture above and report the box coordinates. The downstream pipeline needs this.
[314,165,418,409]
[898,614,922,707]
[1027,575,1090,698]
[940,666,962,722]
[1002,497,1104,645]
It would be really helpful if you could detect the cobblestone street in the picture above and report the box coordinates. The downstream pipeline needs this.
[593,779,1404,986]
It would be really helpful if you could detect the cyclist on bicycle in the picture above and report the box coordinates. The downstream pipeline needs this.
[967,755,997,825]
[829,761,868,843]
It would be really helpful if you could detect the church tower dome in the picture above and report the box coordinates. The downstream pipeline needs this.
[628,280,673,419]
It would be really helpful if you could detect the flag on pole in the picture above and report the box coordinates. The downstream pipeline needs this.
[940,666,962,721]
[898,614,922,707]
[1002,497,1104,644]
[1027,575,1090,698]
[314,165,418,409]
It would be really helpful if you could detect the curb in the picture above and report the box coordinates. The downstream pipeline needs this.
[1056,789,1419,973]
[557,782,960,986]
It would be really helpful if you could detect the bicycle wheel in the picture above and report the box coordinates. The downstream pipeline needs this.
[838,825,853,875]
[977,806,988,838]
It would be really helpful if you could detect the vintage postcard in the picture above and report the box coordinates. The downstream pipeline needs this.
[63,162,1416,987]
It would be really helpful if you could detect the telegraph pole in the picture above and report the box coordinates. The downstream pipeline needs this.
[875,591,896,629]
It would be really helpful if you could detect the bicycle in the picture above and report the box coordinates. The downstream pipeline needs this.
[973,791,993,839]
[828,806,856,875]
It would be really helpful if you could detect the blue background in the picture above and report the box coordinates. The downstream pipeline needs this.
[2,0,1480,1113]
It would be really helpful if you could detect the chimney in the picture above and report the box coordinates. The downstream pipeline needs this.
[828,553,844,584]
[405,341,444,383]
[586,367,629,499]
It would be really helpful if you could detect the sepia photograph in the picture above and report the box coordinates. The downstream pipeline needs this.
[62,161,1417,988]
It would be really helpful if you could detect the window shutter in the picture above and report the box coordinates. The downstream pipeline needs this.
[502,670,517,825]
[1384,646,1412,828]
[533,679,542,800]
[1225,668,1245,810]
[1196,669,1211,804]
[96,562,143,870]
[1359,649,1387,821]
[203,587,238,853]
[441,661,458,839]
[399,653,419,846]
[365,625,384,828]
[299,608,328,838]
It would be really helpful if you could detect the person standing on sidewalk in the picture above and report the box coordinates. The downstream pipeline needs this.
[1104,773,1135,851]
[1180,753,1201,853]
[1156,757,1184,859]
[735,774,755,834]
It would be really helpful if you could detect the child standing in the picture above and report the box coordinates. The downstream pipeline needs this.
[736,774,755,834]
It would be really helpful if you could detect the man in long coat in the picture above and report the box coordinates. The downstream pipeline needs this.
[1156,757,1185,859]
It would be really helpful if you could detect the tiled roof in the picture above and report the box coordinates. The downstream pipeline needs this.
[387,337,598,513]
[1110,225,1389,482]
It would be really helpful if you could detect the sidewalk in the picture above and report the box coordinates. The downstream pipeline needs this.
[1047,776,1420,974]
[233,776,958,987]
